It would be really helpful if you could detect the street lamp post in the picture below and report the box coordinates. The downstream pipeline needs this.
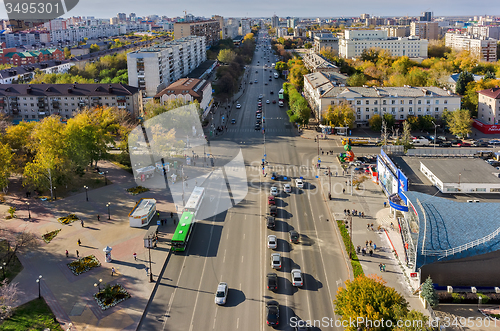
[148,239,153,283]
[84,186,89,201]
[53,187,56,200]
[104,171,108,185]
[36,275,42,299]
[432,121,439,150]
[94,278,103,291]
[106,203,111,220]
[26,202,31,219]
[0,263,4,279]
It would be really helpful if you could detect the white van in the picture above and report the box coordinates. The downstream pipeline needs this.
[413,138,430,146]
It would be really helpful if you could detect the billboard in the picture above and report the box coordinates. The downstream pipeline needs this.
[398,169,409,204]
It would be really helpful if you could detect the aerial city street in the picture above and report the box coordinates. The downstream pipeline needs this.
[1,5,500,331]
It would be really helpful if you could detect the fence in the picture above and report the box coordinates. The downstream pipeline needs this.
[407,148,480,157]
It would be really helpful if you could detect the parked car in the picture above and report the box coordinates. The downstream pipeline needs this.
[289,230,299,243]
[269,205,277,216]
[236,104,241,109]
[266,216,276,229]
[270,186,278,196]
[272,100,276,104]
[267,234,277,249]
[457,142,471,147]
[271,253,281,269]
[266,300,280,326]
[231,119,236,124]
[291,269,303,287]
[295,178,304,188]
[283,183,292,193]
[267,273,278,291]
[268,196,276,205]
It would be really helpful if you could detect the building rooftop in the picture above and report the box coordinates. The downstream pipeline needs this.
[0,59,72,80]
[420,158,500,184]
[0,83,139,97]
[322,86,456,98]
[154,78,209,99]
[403,191,500,270]
[478,87,500,99]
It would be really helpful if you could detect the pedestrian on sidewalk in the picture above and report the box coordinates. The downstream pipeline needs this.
[97,214,100,221]
[390,222,395,230]
[76,250,79,258]
[369,249,373,257]
[369,240,372,247]
[384,201,387,208]
[111,267,115,276]
[145,266,149,276]
[382,264,386,272]
[335,172,338,177]
[370,223,374,231]
[367,223,370,229]
[379,263,383,271]
[373,243,377,250]
[356,245,361,254]
[77,239,81,246]
[361,212,364,218]
[361,247,366,256]
[342,188,345,194]
[170,212,174,219]
[365,240,368,247]
[133,252,137,260]
[65,250,69,258]
[81,220,84,227]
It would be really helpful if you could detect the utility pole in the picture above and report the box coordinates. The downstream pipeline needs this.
[328,166,331,196]
[350,167,354,196]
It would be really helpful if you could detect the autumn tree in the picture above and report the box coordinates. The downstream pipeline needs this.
[324,102,355,128]
[448,109,472,138]
[320,47,338,62]
[0,142,13,193]
[335,275,430,331]
[369,114,382,132]
[347,72,368,87]
[0,279,21,320]
[89,44,100,53]
[217,49,236,64]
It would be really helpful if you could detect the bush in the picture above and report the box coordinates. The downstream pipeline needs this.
[127,186,150,195]
[336,220,364,277]
[67,255,101,275]
[438,292,500,304]
[451,293,464,303]
[58,213,79,224]
[42,229,61,244]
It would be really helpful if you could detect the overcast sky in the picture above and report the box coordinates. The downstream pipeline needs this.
[0,0,498,20]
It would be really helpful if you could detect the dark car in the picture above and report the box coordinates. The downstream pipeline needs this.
[266,300,279,326]
[289,230,299,243]
[267,273,278,291]
[269,205,277,217]
[439,141,452,147]
[266,216,276,229]
[271,172,279,180]
[255,124,261,130]
[269,78,272,81]
[231,119,236,124]
[270,91,274,94]
[473,141,489,147]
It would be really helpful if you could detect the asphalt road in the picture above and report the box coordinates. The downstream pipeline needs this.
[139,31,349,331]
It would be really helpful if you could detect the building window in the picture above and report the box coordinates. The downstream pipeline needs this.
[374,100,378,105]
[366,115,370,120]
[357,108,361,113]
[383,107,386,112]
[435,100,439,104]
[391,100,395,104]
[383,100,386,105]
[444,100,447,104]
[357,115,361,120]
[400,107,404,112]
[409,100,413,104]
[418,100,421,104]
[400,100,404,105]
[356,100,361,105]
[365,100,370,105]
[418,107,422,112]
[400,115,404,119]
[426,100,430,104]
[366,107,369,112]
[435,107,439,112]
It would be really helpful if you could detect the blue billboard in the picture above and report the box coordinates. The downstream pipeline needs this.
[397,169,409,204]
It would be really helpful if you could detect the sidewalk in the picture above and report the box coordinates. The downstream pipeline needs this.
[301,129,427,315]
[3,160,178,331]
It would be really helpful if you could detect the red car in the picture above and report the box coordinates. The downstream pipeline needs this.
[272,100,276,104]
[457,142,471,147]
[268,196,276,205]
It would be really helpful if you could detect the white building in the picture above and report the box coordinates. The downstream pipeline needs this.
[477,87,500,125]
[313,33,339,53]
[303,84,460,126]
[240,18,252,37]
[339,30,428,59]
[127,36,207,98]
[445,33,498,62]
[223,18,240,39]
[467,25,500,40]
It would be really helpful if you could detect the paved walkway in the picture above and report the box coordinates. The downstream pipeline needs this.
[3,161,177,331]
[299,128,427,315]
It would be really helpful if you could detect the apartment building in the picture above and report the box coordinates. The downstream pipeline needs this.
[271,15,280,29]
[174,20,220,46]
[240,18,252,37]
[467,26,500,41]
[313,33,339,53]
[0,60,74,84]
[0,83,142,122]
[127,36,207,98]
[445,33,497,62]
[287,18,299,29]
[302,52,340,73]
[382,26,410,38]
[303,84,460,126]
[410,21,439,40]
[0,48,64,66]
[0,31,51,48]
[339,30,428,59]
[477,87,500,125]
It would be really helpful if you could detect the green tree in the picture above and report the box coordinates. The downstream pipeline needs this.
[319,47,338,62]
[401,120,414,151]
[418,115,435,131]
[448,109,472,138]
[275,61,287,73]
[64,47,71,58]
[406,115,419,130]
[455,71,474,95]
[420,276,438,308]
[217,49,236,64]
[369,114,382,132]
[89,44,100,53]
[335,275,430,331]
[484,70,496,80]
[347,72,368,87]
[287,28,294,34]
[383,113,395,129]
[304,42,312,49]
[0,141,13,193]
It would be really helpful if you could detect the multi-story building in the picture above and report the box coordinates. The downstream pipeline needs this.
[287,18,299,29]
[477,87,500,125]
[0,83,142,122]
[110,17,118,25]
[302,52,341,74]
[445,33,497,62]
[117,13,127,22]
[271,15,280,29]
[240,18,252,37]
[154,77,212,115]
[410,21,438,40]
[277,28,288,38]
[222,18,240,39]
[0,48,64,66]
[382,26,410,38]
[127,36,207,98]
[303,84,460,126]
[420,12,432,22]
[468,26,500,40]
[339,30,428,59]
[313,33,339,53]
[0,59,75,84]
[0,31,51,48]
[174,20,220,46]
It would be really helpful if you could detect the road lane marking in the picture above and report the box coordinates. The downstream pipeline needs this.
[237,318,239,329]
[223,249,226,263]
[241,255,244,263]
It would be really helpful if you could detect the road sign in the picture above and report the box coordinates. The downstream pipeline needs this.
[264,154,267,157]
[262,159,265,162]
[222,116,225,120]
[300,176,303,179]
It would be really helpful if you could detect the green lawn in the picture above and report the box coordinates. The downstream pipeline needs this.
[0,298,63,331]
[0,241,23,283]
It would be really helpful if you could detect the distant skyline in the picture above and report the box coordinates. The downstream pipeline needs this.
[0,0,499,20]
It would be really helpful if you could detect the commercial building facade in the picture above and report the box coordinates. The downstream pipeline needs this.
[339,30,428,59]
[174,20,220,46]
[410,21,438,40]
[445,33,497,62]
[313,33,339,53]
[127,36,207,98]
[477,87,500,125]
[304,85,460,126]
[0,83,142,122]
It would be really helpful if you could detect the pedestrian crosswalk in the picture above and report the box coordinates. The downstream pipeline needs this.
[226,128,294,133]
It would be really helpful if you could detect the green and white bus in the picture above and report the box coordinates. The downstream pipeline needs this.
[171,211,195,252]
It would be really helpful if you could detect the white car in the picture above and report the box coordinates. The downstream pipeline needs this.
[215,282,228,305]
[283,184,291,193]
[266,100,270,104]
[267,235,277,249]
[271,253,281,269]
[259,94,263,99]
[270,186,278,196]
[295,178,304,189]
[291,269,303,287]
[236,103,241,109]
